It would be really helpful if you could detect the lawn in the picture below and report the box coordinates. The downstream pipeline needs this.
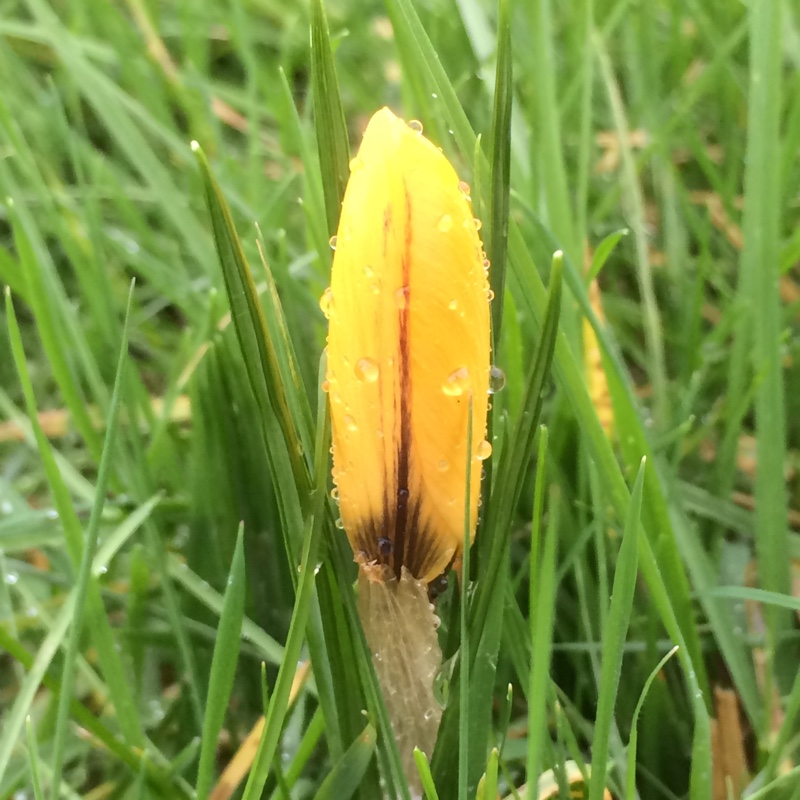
[0,0,798,798]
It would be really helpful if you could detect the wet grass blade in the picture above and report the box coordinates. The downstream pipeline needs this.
[51,283,134,791]
[587,457,644,800]
[196,524,247,799]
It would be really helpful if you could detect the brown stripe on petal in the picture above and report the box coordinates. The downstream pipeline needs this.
[392,181,413,579]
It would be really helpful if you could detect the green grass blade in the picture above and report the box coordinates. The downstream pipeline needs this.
[413,749,440,800]
[584,229,628,286]
[587,457,644,800]
[50,283,134,792]
[310,0,350,236]
[26,717,45,800]
[241,388,330,799]
[526,484,560,786]
[196,524,247,799]
[477,748,498,800]
[312,725,377,800]
[740,0,791,698]
[4,287,144,750]
[625,645,680,800]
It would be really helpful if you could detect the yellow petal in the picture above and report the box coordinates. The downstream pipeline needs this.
[326,107,491,583]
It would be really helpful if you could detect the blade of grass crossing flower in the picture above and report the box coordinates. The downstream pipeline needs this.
[587,457,644,800]
[50,283,134,794]
[241,397,329,799]
[414,749,440,800]
[310,0,350,236]
[527,485,560,786]
[473,253,562,637]
[458,398,474,800]
[312,725,377,800]
[625,646,680,800]
[487,0,511,346]
[3,289,143,751]
[26,717,44,800]
[196,524,247,800]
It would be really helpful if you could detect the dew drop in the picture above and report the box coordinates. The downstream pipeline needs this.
[487,288,496,301]
[319,287,334,318]
[363,264,375,278]
[331,487,339,500]
[442,366,470,396]
[473,218,482,231]
[335,517,345,529]
[447,298,458,311]
[458,180,471,197]
[349,156,363,172]
[438,214,453,232]
[329,235,338,250]
[394,286,409,310]
[5,572,18,586]
[344,414,358,432]
[378,536,394,555]
[476,440,493,460]
[355,357,379,383]
[321,379,330,393]
[408,119,423,134]
[488,365,506,394]
[437,459,449,472]
[483,258,491,271]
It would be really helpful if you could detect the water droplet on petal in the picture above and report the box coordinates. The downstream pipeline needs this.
[438,214,453,232]
[378,536,394,555]
[319,287,334,318]
[488,365,506,394]
[349,156,363,172]
[394,286,409,310]
[437,459,449,472]
[447,298,458,311]
[442,367,470,396]
[483,258,491,271]
[329,235,338,250]
[335,517,345,529]
[344,414,358,432]
[487,288,495,301]
[458,180,471,198]
[408,119,423,134]
[364,264,374,278]
[476,440,493,460]
[331,487,339,500]
[473,218,482,231]
[355,357,379,383]
[322,379,330,392]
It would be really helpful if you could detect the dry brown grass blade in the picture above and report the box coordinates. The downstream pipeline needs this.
[711,687,748,800]
[210,661,311,800]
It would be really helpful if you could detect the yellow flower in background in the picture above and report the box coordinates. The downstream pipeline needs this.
[324,107,492,584]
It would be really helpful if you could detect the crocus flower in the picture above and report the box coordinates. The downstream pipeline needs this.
[324,107,491,583]
[323,107,492,789]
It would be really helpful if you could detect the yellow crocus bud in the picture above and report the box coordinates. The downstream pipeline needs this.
[323,107,492,786]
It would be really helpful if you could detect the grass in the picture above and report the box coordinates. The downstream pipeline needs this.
[0,0,799,798]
